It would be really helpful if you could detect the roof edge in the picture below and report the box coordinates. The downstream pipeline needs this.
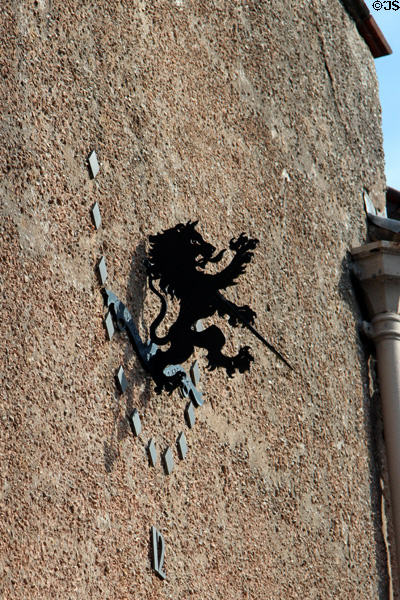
[341,0,392,58]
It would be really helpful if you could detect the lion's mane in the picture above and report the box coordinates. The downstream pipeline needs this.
[147,221,211,299]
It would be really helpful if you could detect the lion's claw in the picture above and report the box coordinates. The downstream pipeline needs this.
[230,233,259,254]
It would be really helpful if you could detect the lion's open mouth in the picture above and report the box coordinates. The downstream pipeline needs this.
[197,249,225,268]
[196,258,208,268]
[209,249,225,263]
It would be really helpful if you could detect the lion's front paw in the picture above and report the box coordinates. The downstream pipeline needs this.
[229,233,258,254]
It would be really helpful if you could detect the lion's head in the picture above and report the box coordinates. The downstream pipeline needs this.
[147,221,225,298]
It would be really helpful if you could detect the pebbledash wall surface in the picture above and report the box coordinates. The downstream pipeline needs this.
[0,1,393,599]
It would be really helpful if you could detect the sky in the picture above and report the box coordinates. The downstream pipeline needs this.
[364,1,400,190]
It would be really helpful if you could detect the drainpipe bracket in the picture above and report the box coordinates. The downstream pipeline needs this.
[351,241,400,316]
[370,312,400,342]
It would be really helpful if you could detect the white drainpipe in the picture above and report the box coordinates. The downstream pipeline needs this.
[351,240,400,574]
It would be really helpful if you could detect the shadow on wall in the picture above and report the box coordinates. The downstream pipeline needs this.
[338,251,391,600]
[103,240,153,473]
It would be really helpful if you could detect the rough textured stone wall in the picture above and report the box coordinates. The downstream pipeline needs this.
[0,1,389,598]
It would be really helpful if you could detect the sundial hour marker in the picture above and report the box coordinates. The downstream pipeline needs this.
[130,409,142,437]
[189,386,203,407]
[163,447,174,475]
[116,366,128,394]
[151,526,166,580]
[177,432,187,460]
[147,439,157,467]
[88,150,100,178]
[190,360,200,386]
[104,311,115,340]
[98,256,107,285]
[91,202,102,229]
[185,401,196,429]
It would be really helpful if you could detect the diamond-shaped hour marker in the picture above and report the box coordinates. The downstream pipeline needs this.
[104,311,115,340]
[91,202,102,229]
[116,366,128,394]
[98,256,107,285]
[148,439,157,467]
[185,401,196,429]
[88,150,99,178]
[177,432,187,460]
[189,386,203,407]
[130,409,142,437]
[163,447,174,475]
[190,360,200,386]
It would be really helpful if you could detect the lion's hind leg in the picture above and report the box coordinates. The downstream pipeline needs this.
[150,341,194,394]
[195,326,253,377]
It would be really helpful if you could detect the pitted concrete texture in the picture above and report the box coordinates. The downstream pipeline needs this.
[0,1,390,599]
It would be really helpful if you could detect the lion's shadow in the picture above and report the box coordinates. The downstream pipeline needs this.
[123,240,153,411]
[103,240,152,473]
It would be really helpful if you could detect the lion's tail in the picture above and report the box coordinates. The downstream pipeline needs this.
[148,276,170,345]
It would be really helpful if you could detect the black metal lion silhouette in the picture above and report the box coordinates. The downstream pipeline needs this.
[146,221,258,392]
[103,221,292,395]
